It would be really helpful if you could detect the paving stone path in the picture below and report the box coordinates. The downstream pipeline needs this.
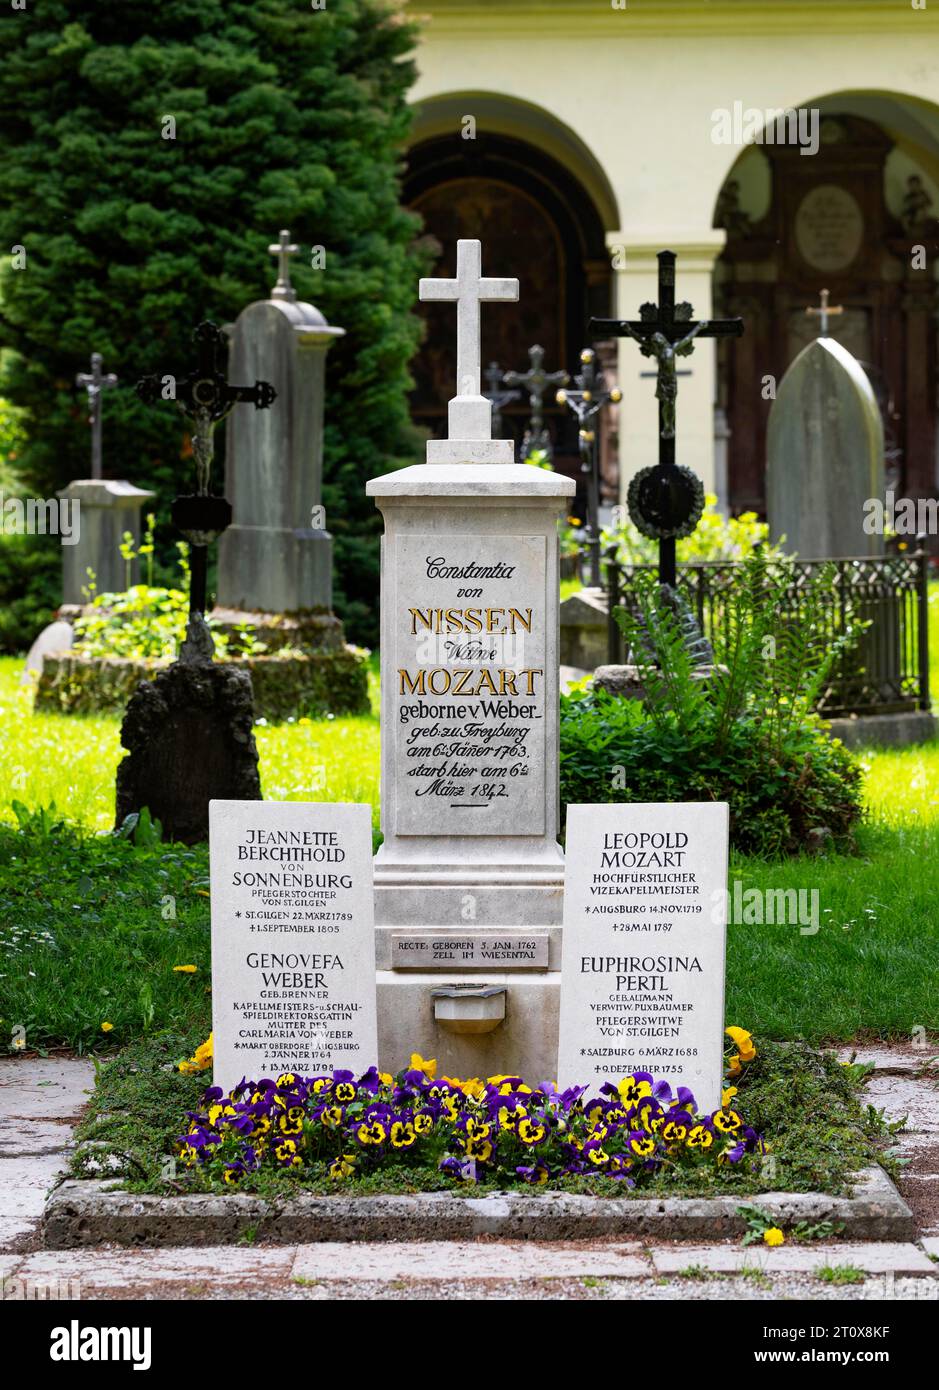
[1,1046,936,1300]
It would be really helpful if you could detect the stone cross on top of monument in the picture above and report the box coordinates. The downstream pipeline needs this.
[75,351,118,480]
[806,288,844,338]
[420,239,518,464]
[268,228,300,303]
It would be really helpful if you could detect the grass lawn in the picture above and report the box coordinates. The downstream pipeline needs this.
[0,649,936,1052]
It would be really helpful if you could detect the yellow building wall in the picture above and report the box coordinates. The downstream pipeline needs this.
[405,0,939,499]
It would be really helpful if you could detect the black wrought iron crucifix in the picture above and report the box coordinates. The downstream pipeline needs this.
[590,250,743,586]
[504,344,569,461]
[556,349,621,588]
[482,361,520,440]
[136,321,276,658]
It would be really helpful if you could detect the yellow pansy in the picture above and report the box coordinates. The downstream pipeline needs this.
[517,1118,546,1145]
[410,1053,437,1079]
[687,1124,714,1150]
[722,1087,738,1107]
[618,1076,652,1106]
[725,1027,757,1061]
[390,1121,417,1148]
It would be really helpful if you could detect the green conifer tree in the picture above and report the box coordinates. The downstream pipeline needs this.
[0,0,428,642]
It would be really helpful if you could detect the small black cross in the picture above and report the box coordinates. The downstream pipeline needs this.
[556,349,621,588]
[75,352,119,480]
[590,250,744,585]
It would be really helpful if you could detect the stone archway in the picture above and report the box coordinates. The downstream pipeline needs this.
[404,128,614,488]
[712,94,939,516]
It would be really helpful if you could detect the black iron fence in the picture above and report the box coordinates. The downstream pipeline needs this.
[604,551,932,717]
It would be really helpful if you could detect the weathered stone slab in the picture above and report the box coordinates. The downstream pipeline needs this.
[651,1241,936,1277]
[558,802,729,1113]
[209,800,377,1093]
[291,1239,647,1281]
[42,1167,913,1249]
[57,479,155,605]
[217,238,344,614]
[0,1058,93,1121]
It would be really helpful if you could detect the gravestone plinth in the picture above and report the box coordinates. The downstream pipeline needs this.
[114,663,261,844]
[57,479,155,604]
[366,238,574,1079]
[767,336,884,559]
[217,232,344,614]
[558,802,729,1113]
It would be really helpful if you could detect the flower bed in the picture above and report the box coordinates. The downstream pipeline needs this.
[178,1057,764,1191]
[68,1032,896,1202]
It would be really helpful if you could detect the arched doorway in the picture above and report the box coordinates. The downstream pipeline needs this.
[405,131,614,488]
[713,97,939,516]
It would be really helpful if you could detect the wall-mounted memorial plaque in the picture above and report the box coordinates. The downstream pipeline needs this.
[795,184,864,272]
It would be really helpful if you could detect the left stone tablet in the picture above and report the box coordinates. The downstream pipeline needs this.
[209,800,378,1094]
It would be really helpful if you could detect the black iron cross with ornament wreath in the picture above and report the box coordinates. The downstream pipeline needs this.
[590,250,743,586]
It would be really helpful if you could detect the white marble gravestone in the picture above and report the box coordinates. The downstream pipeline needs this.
[557,802,729,1112]
[209,800,377,1093]
[366,239,576,1081]
[766,336,884,560]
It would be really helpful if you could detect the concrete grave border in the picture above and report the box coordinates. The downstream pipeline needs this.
[43,1165,912,1249]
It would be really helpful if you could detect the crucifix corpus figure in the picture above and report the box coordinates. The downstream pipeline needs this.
[419,239,518,464]
[590,249,744,586]
[136,321,276,662]
[75,351,119,480]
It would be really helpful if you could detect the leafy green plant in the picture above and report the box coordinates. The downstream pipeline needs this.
[559,552,865,855]
[603,494,780,567]
[818,1265,865,1285]
[71,533,267,663]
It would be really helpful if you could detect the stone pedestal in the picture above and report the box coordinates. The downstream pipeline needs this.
[57,479,155,604]
[217,295,343,613]
[559,586,609,670]
[115,662,261,844]
[366,461,575,1078]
